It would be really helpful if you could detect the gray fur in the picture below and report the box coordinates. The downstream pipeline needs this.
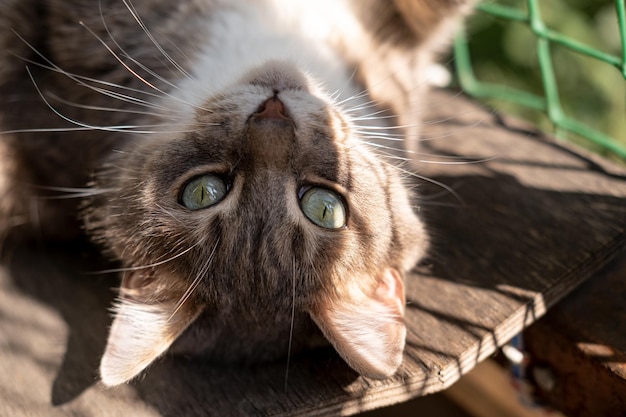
[0,0,474,385]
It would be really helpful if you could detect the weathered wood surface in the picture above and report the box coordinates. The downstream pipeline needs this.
[523,253,626,416]
[1,89,625,416]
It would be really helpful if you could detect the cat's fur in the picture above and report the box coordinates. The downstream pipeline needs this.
[0,0,473,386]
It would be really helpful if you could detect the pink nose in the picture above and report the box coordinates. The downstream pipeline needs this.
[255,97,289,121]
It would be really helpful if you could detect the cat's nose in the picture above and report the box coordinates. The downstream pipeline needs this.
[255,96,290,121]
[245,95,295,168]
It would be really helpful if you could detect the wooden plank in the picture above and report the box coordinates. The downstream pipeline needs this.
[1,88,625,416]
[523,253,626,417]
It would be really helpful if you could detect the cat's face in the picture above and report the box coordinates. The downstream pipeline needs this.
[86,61,427,386]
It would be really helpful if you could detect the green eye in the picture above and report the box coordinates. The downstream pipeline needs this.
[300,187,346,229]
[181,175,227,210]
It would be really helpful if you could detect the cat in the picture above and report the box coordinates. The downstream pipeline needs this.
[0,0,474,386]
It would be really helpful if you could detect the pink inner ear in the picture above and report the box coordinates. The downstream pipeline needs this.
[308,268,407,379]
[100,298,204,386]
[376,268,406,316]
[99,270,204,386]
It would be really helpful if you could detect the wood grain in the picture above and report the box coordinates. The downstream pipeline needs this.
[1,89,624,416]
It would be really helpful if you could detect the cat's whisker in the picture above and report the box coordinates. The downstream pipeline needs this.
[342,76,429,115]
[356,141,411,161]
[341,98,386,116]
[33,186,116,200]
[359,114,493,146]
[421,107,497,127]
[415,185,468,208]
[44,93,186,121]
[416,200,465,208]
[78,20,208,113]
[169,237,219,322]
[412,151,501,164]
[328,66,360,104]
[360,137,498,165]
[1,126,125,135]
[415,156,499,165]
[88,239,204,274]
[355,126,406,135]
[343,65,471,128]
[328,89,342,103]
[99,0,191,85]
[120,0,194,81]
[355,132,404,141]
[417,186,467,204]
[155,203,186,227]
[353,123,419,131]
[99,16,182,95]
[77,83,178,113]
[284,255,297,392]
[159,34,197,77]
[97,0,213,114]
[417,120,488,142]
[78,21,162,93]
[353,102,490,126]
[349,112,396,122]
[26,67,153,134]
[334,88,372,107]
[343,100,382,114]
[20,74,200,134]
[376,157,466,205]
[336,62,416,108]
[9,32,190,117]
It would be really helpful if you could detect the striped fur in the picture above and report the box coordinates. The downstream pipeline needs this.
[0,0,474,385]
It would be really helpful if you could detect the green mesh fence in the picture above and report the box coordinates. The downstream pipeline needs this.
[454,0,626,160]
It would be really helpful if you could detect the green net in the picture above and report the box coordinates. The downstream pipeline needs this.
[454,0,626,160]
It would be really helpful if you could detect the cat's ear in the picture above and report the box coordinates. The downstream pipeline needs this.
[99,270,204,386]
[309,268,406,379]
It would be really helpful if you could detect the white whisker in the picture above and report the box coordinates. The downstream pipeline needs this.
[10,30,183,113]
[378,157,466,205]
[45,92,183,120]
[335,89,371,107]
[120,0,193,80]
[416,156,498,165]
[34,186,115,200]
[356,132,404,142]
[169,237,219,321]
[284,255,297,392]
[77,19,206,113]
[89,239,204,274]
[78,21,161,91]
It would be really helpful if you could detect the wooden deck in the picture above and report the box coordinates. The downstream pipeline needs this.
[1,89,624,416]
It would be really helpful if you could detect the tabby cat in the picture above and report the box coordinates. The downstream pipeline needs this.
[0,0,473,386]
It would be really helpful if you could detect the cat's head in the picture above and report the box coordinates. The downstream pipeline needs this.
[85,61,427,386]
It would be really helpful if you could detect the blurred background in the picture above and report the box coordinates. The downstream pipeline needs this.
[452,0,625,162]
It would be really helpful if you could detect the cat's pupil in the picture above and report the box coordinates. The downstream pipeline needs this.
[181,174,227,210]
[300,187,346,229]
